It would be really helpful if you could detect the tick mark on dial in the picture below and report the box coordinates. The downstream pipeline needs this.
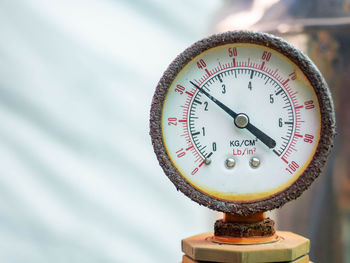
[217,75,223,83]
[192,132,200,136]
[273,149,281,156]
[186,145,194,151]
[282,79,290,86]
[199,145,207,151]
[275,89,283,95]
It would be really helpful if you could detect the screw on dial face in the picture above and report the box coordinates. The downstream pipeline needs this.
[150,31,335,215]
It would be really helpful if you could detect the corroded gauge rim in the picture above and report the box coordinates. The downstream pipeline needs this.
[149,31,335,215]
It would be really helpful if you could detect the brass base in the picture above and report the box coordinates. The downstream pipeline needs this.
[181,231,310,263]
[212,233,278,245]
[182,254,312,263]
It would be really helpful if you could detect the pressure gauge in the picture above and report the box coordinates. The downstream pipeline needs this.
[150,31,335,215]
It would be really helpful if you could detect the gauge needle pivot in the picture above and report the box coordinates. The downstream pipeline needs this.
[190,81,276,149]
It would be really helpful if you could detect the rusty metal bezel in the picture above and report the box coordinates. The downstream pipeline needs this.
[149,31,336,215]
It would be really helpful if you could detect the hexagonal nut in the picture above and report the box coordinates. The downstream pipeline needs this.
[181,231,310,263]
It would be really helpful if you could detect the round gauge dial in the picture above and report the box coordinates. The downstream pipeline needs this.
[150,31,335,215]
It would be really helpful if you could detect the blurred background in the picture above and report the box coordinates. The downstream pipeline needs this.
[0,0,349,262]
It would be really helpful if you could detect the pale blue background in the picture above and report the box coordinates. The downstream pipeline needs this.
[0,0,221,262]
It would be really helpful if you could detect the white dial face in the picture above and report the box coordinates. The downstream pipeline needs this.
[161,43,321,202]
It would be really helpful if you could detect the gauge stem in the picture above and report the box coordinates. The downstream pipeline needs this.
[223,212,266,223]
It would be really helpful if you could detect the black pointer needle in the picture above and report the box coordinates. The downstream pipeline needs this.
[190,81,276,149]
[246,123,276,149]
[190,81,238,119]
